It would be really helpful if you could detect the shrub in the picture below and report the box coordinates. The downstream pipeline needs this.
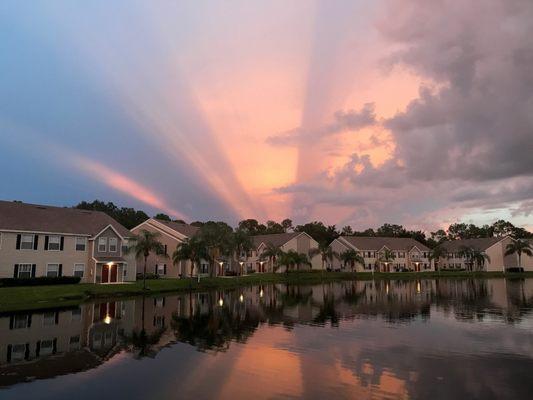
[0,276,81,287]
[506,267,524,273]
[136,273,159,280]
[224,271,238,276]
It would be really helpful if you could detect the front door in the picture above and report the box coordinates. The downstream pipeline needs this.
[110,265,117,283]
[102,265,109,283]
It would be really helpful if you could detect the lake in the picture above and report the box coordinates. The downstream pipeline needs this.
[1,278,533,399]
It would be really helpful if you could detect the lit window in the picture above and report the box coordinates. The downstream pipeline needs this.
[73,264,85,278]
[109,238,118,252]
[47,236,60,251]
[46,264,60,278]
[98,237,107,252]
[20,234,34,250]
[75,237,86,251]
[17,264,32,279]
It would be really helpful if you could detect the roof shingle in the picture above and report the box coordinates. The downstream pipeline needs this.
[252,232,301,248]
[152,219,200,238]
[339,236,430,251]
[439,237,503,252]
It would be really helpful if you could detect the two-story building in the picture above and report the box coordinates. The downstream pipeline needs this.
[437,236,531,272]
[239,232,322,273]
[131,218,205,278]
[0,200,136,283]
[329,236,433,272]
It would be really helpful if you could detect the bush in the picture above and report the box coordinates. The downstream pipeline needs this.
[506,267,524,273]
[0,276,81,287]
[224,271,238,276]
[136,273,159,280]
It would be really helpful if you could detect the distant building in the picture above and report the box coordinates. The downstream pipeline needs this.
[329,236,433,272]
[0,200,136,283]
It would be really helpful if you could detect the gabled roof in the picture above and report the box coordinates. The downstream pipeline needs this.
[0,200,131,237]
[252,232,301,249]
[151,219,200,238]
[339,236,430,251]
[439,237,504,252]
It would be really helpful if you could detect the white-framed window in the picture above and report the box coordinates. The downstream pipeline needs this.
[109,237,118,253]
[98,237,107,252]
[154,315,165,328]
[69,335,81,350]
[47,236,60,251]
[73,263,85,278]
[17,264,32,279]
[123,268,127,278]
[40,339,54,356]
[71,308,82,322]
[75,237,86,251]
[10,343,27,361]
[13,314,30,329]
[20,234,34,250]
[155,297,165,308]
[157,264,166,275]
[43,312,57,326]
[46,264,60,278]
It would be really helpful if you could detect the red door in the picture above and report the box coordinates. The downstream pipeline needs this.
[110,265,117,283]
[102,265,109,283]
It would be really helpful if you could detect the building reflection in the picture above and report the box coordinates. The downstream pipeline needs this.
[1,278,533,389]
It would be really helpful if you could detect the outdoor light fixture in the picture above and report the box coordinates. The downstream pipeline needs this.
[239,294,244,303]
[218,297,224,307]
[259,288,264,298]
[104,315,112,324]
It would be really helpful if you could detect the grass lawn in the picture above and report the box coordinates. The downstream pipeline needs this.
[1,270,532,312]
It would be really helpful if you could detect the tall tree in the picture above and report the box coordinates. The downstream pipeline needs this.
[173,236,209,277]
[505,239,533,270]
[154,213,171,221]
[281,218,293,232]
[339,249,364,273]
[341,226,354,235]
[198,221,234,276]
[457,246,491,271]
[259,242,283,272]
[309,242,338,270]
[295,221,339,247]
[428,246,448,270]
[377,249,396,272]
[127,230,167,289]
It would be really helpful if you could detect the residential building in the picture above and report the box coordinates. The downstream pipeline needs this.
[239,232,322,273]
[0,200,136,283]
[130,218,206,278]
[437,236,532,271]
[329,236,433,272]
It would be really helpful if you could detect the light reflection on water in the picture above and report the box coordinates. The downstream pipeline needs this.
[1,278,533,399]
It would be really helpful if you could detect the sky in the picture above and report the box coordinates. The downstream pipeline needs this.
[1,0,532,231]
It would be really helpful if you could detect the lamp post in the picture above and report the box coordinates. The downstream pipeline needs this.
[239,261,244,276]
[218,261,224,277]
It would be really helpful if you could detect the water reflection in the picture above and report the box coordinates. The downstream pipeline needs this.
[1,278,533,399]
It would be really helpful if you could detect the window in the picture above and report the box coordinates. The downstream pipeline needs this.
[109,238,118,253]
[121,244,129,253]
[43,312,57,326]
[71,308,82,322]
[154,315,165,328]
[13,314,30,329]
[98,237,107,252]
[46,264,60,278]
[157,264,166,275]
[73,264,85,278]
[123,268,127,278]
[20,234,34,250]
[47,236,60,251]
[17,264,32,278]
[10,344,26,362]
[75,237,86,251]
[155,297,165,308]
[200,264,209,274]
[69,335,81,350]
[40,339,54,356]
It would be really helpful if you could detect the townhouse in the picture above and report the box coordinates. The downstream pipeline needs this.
[0,200,136,283]
[329,236,433,272]
[437,236,533,272]
[239,232,322,273]
[131,218,206,278]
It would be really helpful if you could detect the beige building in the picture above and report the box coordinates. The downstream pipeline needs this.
[0,201,136,283]
[239,232,322,273]
[131,218,207,278]
[329,236,433,272]
[438,236,532,272]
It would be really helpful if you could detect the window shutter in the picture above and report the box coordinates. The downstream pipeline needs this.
[35,341,41,357]
[16,234,21,250]
[27,314,32,328]
[164,264,167,275]
[52,338,57,354]
[153,316,156,326]
[163,297,166,306]
[6,345,12,363]
[44,236,49,250]
[55,312,59,324]
[31,264,36,278]
[9,316,13,330]
[34,235,39,250]
[58,264,63,277]
[60,236,64,251]
[155,265,158,274]
[24,343,30,360]
[13,264,19,278]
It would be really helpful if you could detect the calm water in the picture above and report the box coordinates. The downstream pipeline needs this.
[1,278,533,399]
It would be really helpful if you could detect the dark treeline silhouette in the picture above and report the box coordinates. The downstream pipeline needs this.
[74,200,532,247]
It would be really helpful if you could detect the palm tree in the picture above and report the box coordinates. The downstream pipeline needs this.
[429,246,448,271]
[173,236,209,277]
[340,249,364,273]
[259,242,283,273]
[458,246,491,272]
[127,230,167,290]
[378,249,396,272]
[198,222,234,276]
[505,239,533,271]
[233,230,253,275]
[278,250,311,273]
[309,243,338,271]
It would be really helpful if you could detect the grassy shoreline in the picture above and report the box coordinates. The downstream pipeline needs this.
[1,270,533,312]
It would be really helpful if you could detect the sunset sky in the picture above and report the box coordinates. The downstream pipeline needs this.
[1,0,532,231]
